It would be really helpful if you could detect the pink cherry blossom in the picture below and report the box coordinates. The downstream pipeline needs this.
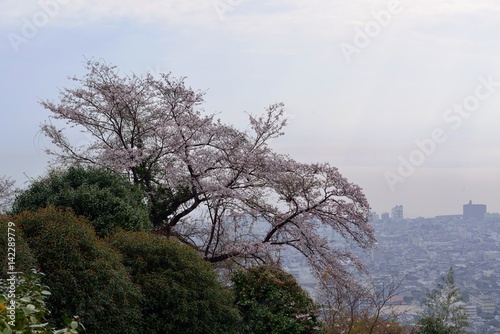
[40,59,376,285]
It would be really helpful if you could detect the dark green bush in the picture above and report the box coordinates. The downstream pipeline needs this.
[231,265,323,334]
[0,215,38,277]
[108,229,241,334]
[0,269,84,333]
[11,166,151,236]
[16,207,143,334]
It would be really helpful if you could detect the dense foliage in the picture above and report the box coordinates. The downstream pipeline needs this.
[0,270,84,333]
[0,217,38,278]
[11,166,151,236]
[15,207,143,334]
[231,265,323,334]
[108,229,241,334]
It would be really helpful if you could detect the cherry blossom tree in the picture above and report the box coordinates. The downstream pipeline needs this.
[40,59,375,286]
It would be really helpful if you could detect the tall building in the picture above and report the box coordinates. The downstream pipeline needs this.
[463,200,486,220]
[391,205,403,220]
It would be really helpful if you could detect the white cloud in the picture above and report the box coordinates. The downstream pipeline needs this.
[3,0,500,52]
[0,0,216,28]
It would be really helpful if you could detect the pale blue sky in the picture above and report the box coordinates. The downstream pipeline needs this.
[2,0,500,217]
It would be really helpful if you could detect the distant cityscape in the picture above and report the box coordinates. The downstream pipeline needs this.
[282,200,500,334]
[374,200,488,222]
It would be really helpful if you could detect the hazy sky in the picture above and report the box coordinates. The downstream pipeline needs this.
[1,0,500,218]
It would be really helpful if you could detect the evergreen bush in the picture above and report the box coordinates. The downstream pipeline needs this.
[16,207,143,334]
[108,229,241,334]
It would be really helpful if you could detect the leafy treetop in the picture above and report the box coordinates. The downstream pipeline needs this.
[11,166,151,236]
[231,265,323,334]
[417,267,470,334]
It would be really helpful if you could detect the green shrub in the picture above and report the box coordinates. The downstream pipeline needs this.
[108,229,241,334]
[0,269,84,333]
[0,216,38,278]
[11,166,151,236]
[231,265,323,334]
[16,207,143,334]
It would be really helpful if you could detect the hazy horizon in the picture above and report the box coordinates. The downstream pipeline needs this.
[2,1,500,218]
